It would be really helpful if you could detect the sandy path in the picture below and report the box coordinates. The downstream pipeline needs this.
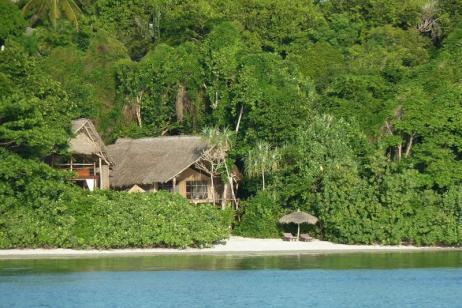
[0,236,458,259]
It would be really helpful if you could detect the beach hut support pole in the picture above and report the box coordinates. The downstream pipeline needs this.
[297,224,300,241]
[99,157,102,189]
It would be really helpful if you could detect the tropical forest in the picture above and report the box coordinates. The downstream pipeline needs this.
[1,0,462,248]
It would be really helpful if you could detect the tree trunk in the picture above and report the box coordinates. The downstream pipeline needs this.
[123,91,143,127]
[385,121,393,135]
[235,104,244,133]
[221,182,228,210]
[229,176,238,210]
[405,134,414,157]
[135,91,144,127]
[175,85,186,122]
[223,162,238,209]
[397,144,402,162]
[210,166,216,205]
[262,171,266,191]
[134,103,142,127]
[234,181,240,211]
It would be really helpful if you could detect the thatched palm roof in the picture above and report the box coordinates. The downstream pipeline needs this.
[107,136,208,188]
[279,211,318,225]
[70,118,112,164]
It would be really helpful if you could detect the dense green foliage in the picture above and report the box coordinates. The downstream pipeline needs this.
[72,192,233,248]
[0,152,231,248]
[2,0,462,246]
[234,191,281,238]
[0,40,230,248]
[0,0,26,44]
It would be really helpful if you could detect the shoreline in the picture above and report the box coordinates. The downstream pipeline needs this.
[1,236,461,259]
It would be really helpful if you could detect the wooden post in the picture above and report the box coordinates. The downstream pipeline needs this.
[70,157,73,171]
[172,177,176,193]
[93,162,96,190]
[99,157,103,189]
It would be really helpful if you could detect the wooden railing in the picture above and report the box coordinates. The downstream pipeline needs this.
[54,163,99,179]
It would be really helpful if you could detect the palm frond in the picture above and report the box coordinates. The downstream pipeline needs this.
[244,141,280,179]
[50,0,61,26]
[22,0,82,29]
[22,0,39,15]
[62,0,79,29]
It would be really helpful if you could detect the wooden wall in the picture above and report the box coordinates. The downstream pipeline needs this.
[100,164,111,190]
[122,167,224,203]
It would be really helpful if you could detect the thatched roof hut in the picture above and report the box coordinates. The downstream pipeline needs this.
[70,118,112,164]
[107,136,208,188]
[279,211,318,225]
[279,210,318,241]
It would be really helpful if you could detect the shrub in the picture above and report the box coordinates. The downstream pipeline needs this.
[0,188,231,249]
[0,152,231,249]
[234,191,282,238]
[70,191,231,249]
[0,0,25,44]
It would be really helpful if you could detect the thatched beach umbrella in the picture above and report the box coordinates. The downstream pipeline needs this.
[279,210,318,241]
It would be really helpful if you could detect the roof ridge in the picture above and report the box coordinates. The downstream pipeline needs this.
[115,135,202,143]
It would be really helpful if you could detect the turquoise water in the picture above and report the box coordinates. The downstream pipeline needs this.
[1,252,462,307]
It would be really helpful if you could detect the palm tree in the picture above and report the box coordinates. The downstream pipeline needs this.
[22,0,82,29]
[244,141,280,190]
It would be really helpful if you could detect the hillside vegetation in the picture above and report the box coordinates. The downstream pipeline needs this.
[1,0,462,246]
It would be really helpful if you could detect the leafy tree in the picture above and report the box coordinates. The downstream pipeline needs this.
[0,42,72,158]
[37,30,130,132]
[93,0,157,59]
[232,52,315,147]
[115,42,204,138]
[234,191,282,238]
[0,94,70,158]
[321,0,422,29]
[287,41,345,91]
[0,0,26,45]
[202,21,256,131]
[383,26,462,188]
[3,0,462,247]
[216,0,325,54]
[276,114,369,205]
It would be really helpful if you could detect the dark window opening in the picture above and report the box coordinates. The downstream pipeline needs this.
[186,181,208,200]
[158,182,173,192]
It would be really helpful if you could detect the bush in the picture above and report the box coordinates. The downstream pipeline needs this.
[316,169,462,246]
[0,189,231,249]
[0,151,231,249]
[0,0,25,44]
[70,191,231,249]
[0,150,78,248]
[234,191,282,238]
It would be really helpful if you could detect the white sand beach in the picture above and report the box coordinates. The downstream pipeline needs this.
[0,236,459,259]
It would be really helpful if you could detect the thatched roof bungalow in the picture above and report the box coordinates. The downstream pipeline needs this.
[70,119,112,164]
[52,118,112,190]
[107,136,228,203]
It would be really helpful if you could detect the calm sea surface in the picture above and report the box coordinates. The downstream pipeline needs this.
[1,251,462,307]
